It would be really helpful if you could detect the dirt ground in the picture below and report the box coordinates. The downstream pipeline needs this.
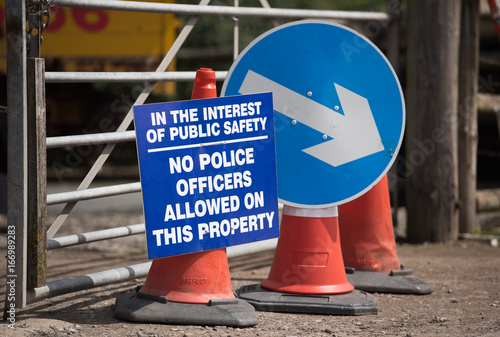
[1,210,500,337]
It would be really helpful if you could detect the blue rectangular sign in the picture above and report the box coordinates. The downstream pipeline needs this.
[133,93,279,259]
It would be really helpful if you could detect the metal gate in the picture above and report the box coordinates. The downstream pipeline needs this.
[4,0,396,309]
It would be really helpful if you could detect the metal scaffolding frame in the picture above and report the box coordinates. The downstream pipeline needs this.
[5,0,396,308]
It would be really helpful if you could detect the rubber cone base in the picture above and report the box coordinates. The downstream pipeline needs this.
[236,284,378,316]
[345,267,433,295]
[114,287,258,327]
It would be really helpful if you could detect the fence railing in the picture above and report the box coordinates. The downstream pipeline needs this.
[6,0,396,308]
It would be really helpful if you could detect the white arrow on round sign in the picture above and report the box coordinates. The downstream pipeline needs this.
[222,20,405,208]
[239,70,384,167]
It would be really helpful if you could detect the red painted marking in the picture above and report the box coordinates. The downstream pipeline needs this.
[72,9,109,32]
[0,8,5,26]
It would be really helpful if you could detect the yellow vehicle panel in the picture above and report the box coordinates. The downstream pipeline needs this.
[0,1,178,72]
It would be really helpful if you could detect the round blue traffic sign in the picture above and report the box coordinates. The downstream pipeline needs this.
[221,20,405,208]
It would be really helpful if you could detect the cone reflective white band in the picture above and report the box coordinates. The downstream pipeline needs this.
[283,205,338,218]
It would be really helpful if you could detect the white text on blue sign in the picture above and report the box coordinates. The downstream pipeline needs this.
[133,93,279,259]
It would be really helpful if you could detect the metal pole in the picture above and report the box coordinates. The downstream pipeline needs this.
[47,224,146,250]
[233,0,239,60]
[5,0,28,310]
[27,262,153,303]
[259,0,280,27]
[51,0,390,22]
[47,182,141,207]
[44,71,228,83]
[46,130,136,149]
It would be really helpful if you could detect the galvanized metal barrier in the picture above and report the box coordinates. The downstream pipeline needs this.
[5,0,396,308]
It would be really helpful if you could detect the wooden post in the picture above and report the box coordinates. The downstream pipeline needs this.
[406,1,461,242]
[27,58,47,289]
[458,0,479,234]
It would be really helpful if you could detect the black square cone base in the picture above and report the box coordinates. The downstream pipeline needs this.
[236,284,378,316]
[114,288,258,327]
[345,268,433,295]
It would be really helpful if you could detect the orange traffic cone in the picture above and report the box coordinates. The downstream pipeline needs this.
[114,69,258,326]
[190,67,218,100]
[138,249,235,304]
[236,206,378,315]
[338,175,432,294]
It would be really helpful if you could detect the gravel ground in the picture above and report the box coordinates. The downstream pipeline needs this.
[1,209,500,336]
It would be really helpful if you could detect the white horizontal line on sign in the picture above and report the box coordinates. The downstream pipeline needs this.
[147,135,269,153]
